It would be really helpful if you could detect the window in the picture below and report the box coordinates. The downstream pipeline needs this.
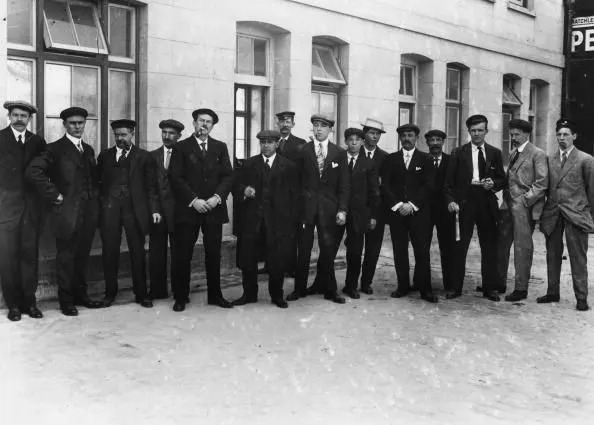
[311,45,346,85]
[528,84,537,142]
[399,63,417,134]
[399,65,415,97]
[446,67,462,147]
[501,76,522,162]
[109,3,135,61]
[311,90,338,126]
[234,85,266,160]
[6,57,36,129]
[509,0,528,8]
[8,0,35,50]
[236,35,268,77]
[502,110,513,162]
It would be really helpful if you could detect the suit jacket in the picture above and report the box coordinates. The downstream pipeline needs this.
[540,147,594,235]
[0,126,46,230]
[300,141,350,226]
[346,153,380,233]
[361,146,389,223]
[444,142,506,219]
[430,153,450,212]
[169,135,232,225]
[278,133,306,164]
[503,142,548,220]
[97,145,159,235]
[150,146,175,232]
[26,136,99,237]
[380,148,435,217]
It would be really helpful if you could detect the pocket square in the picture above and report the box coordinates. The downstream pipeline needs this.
[332,162,338,168]
[415,166,422,171]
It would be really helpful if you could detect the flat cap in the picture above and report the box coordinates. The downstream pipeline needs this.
[256,129,281,140]
[3,100,37,114]
[344,128,365,139]
[361,117,386,133]
[60,107,88,120]
[275,111,295,119]
[192,108,219,124]
[465,114,488,128]
[508,118,532,133]
[424,129,447,140]
[556,118,578,133]
[310,113,335,127]
[159,119,184,132]
[396,123,420,135]
[110,119,136,130]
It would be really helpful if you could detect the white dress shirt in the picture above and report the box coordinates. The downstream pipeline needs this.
[195,136,208,151]
[392,148,418,212]
[115,145,132,161]
[364,147,376,160]
[315,138,329,158]
[471,143,486,182]
[163,147,173,168]
[560,145,574,161]
[11,127,26,143]
[65,133,84,152]
[263,152,276,167]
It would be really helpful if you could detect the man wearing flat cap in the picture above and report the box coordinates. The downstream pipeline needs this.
[444,114,506,302]
[148,119,184,300]
[232,129,299,308]
[97,119,161,308]
[359,118,389,294]
[496,119,548,302]
[27,107,103,316]
[380,123,437,303]
[288,113,350,304]
[425,129,455,292]
[168,108,233,311]
[0,100,47,321]
[538,119,594,311]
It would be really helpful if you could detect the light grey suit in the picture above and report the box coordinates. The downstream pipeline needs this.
[497,142,548,292]
[540,147,594,302]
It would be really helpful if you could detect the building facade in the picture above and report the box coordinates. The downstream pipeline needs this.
[2,0,564,241]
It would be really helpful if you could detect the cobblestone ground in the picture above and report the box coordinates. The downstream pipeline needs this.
[1,231,593,425]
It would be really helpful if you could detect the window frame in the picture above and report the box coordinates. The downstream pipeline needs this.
[6,56,37,130]
[399,63,416,99]
[311,44,347,86]
[236,34,269,78]
[107,2,136,63]
[7,0,37,51]
[445,66,463,147]
[233,84,267,161]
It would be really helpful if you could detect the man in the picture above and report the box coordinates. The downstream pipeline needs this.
[98,119,160,308]
[425,129,455,292]
[149,119,184,300]
[444,114,506,301]
[359,118,389,294]
[497,119,548,302]
[233,130,299,308]
[288,113,350,304]
[380,124,437,303]
[538,119,594,311]
[336,128,379,299]
[0,101,46,321]
[26,107,103,316]
[169,108,233,311]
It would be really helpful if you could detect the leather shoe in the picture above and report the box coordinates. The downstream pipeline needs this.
[232,295,258,306]
[207,296,233,309]
[410,284,419,292]
[173,301,186,312]
[360,286,373,295]
[536,294,560,303]
[25,305,43,319]
[149,293,169,300]
[324,292,346,304]
[7,308,21,322]
[272,299,289,309]
[484,291,500,302]
[286,291,303,301]
[61,306,79,316]
[76,298,102,309]
[342,287,360,299]
[504,290,527,302]
[305,285,323,296]
[476,285,506,293]
[420,292,438,303]
[445,291,462,300]
[576,300,590,311]
[101,296,115,308]
[390,289,409,298]
[137,298,153,308]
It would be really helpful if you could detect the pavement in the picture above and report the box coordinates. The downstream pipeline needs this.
[1,230,593,425]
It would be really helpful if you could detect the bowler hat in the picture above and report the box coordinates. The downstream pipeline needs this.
[192,108,219,124]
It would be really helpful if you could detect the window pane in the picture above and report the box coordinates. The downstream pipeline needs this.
[319,92,336,119]
[236,36,253,74]
[311,91,320,115]
[253,39,267,77]
[7,59,33,102]
[399,103,414,125]
[404,67,413,96]
[446,68,461,101]
[235,87,246,112]
[312,50,326,81]
[82,118,98,148]
[317,48,341,81]
[70,3,104,50]
[250,88,264,157]
[44,0,76,45]
[44,117,65,144]
[73,66,99,116]
[235,117,246,159]
[446,106,460,140]
[45,63,71,115]
[109,6,133,58]
[109,70,134,120]
[8,0,33,46]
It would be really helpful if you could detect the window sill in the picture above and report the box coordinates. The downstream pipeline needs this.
[507,2,536,18]
[234,74,272,87]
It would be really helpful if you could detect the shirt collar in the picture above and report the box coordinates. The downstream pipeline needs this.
[65,133,82,146]
[471,143,485,151]
[402,147,416,156]
[263,152,276,164]
[116,144,133,154]
[11,126,26,141]
[315,138,330,146]
[432,154,442,161]
[194,135,208,147]
[516,141,530,153]
[561,146,574,158]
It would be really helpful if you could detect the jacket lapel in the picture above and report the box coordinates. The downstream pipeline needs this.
[63,137,83,166]
[464,143,474,177]
[128,145,139,175]
[558,148,578,182]
[322,142,338,173]
[511,144,530,174]
[156,146,166,172]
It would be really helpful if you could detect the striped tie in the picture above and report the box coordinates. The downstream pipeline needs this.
[316,142,325,175]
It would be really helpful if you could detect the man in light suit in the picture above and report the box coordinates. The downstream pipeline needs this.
[497,119,548,302]
[538,119,594,311]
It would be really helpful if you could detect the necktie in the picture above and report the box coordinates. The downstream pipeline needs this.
[349,156,355,172]
[561,152,567,167]
[367,151,372,159]
[118,148,128,165]
[477,146,486,180]
[17,135,22,144]
[164,149,171,169]
[279,139,286,154]
[316,142,325,175]
[77,142,84,154]
[434,158,439,169]
[508,150,520,170]
[404,152,410,169]
[265,157,271,170]
[200,142,206,156]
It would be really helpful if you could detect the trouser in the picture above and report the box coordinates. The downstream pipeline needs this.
[149,219,176,298]
[173,222,223,302]
[360,220,385,289]
[545,217,589,302]
[101,196,147,300]
[430,206,455,290]
[338,221,365,291]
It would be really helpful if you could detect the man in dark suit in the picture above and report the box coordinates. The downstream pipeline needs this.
[287,113,350,304]
[444,114,506,301]
[425,129,455,292]
[149,119,184,300]
[168,108,233,311]
[359,118,389,294]
[0,101,46,321]
[336,128,379,299]
[381,124,437,303]
[233,130,299,308]
[98,119,161,308]
[538,119,594,311]
[26,107,103,316]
